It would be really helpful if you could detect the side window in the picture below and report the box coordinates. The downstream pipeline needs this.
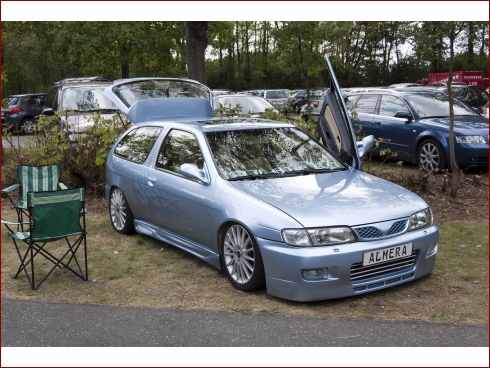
[378,95,409,117]
[344,95,361,111]
[44,87,58,110]
[467,87,479,101]
[156,130,204,174]
[353,94,379,114]
[113,126,162,164]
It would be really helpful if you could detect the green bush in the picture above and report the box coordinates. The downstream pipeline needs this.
[2,111,128,195]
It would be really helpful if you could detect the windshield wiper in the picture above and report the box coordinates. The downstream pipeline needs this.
[284,168,343,175]
[228,173,283,181]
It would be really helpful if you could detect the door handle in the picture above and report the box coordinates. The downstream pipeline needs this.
[147,176,157,186]
[374,121,381,125]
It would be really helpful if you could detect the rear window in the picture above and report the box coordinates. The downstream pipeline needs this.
[266,90,288,99]
[111,79,211,108]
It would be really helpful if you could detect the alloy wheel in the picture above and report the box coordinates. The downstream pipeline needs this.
[223,225,256,284]
[110,188,127,231]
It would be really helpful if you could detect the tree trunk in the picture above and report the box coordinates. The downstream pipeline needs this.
[447,30,460,198]
[185,21,208,85]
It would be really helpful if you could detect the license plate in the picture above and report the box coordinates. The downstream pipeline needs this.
[362,242,413,266]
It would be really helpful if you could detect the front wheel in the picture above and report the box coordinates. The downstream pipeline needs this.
[109,187,135,235]
[220,224,265,292]
[417,139,446,172]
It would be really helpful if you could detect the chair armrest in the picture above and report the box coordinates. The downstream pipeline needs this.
[2,183,21,198]
[59,182,68,190]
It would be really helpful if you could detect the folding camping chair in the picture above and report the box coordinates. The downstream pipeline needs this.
[2,188,88,290]
[1,164,68,231]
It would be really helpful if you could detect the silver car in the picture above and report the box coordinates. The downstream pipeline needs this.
[102,57,438,302]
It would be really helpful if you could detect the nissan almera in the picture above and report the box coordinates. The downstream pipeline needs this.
[102,57,438,302]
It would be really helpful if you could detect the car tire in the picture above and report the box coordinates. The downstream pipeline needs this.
[21,118,35,135]
[220,223,266,292]
[109,187,135,235]
[417,139,446,172]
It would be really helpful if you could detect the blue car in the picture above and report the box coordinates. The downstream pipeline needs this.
[340,88,488,172]
[102,56,438,302]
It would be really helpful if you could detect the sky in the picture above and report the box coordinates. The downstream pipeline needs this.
[1,1,489,21]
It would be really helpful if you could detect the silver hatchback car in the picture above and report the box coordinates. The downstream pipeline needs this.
[103,57,438,302]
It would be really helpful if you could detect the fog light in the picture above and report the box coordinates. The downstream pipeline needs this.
[426,243,438,257]
[302,268,327,279]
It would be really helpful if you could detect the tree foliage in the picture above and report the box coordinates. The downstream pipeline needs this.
[1,21,488,96]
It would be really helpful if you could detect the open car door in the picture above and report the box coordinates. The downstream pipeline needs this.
[316,55,374,170]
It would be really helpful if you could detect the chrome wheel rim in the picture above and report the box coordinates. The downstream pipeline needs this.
[23,120,34,134]
[419,143,440,172]
[110,189,127,231]
[224,225,255,284]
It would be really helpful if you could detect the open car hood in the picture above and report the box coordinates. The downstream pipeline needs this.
[319,55,365,169]
[103,77,214,124]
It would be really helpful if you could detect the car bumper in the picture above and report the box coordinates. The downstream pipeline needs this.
[257,225,438,302]
[454,144,488,169]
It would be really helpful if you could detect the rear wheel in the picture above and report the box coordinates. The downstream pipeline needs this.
[21,118,35,135]
[109,187,135,234]
[417,139,446,172]
[220,224,265,292]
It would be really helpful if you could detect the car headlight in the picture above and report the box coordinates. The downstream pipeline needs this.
[408,208,433,231]
[282,227,356,246]
[456,136,486,144]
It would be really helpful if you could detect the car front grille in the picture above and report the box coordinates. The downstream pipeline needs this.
[353,220,408,240]
[350,250,418,282]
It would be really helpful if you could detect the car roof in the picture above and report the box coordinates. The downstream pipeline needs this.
[5,93,47,97]
[128,117,294,133]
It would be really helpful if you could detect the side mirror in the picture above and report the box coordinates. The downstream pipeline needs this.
[42,108,55,116]
[179,163,210,185]
[357,135,375,158]
[394,110,413,121]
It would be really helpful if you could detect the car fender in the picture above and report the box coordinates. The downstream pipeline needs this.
[413,130,449,158]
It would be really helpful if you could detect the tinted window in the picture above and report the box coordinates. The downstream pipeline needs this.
[114,126,162,163]
[404,92,477,117]
[378,95,409,117]
[156,130,204,174]
[352,94,379,114]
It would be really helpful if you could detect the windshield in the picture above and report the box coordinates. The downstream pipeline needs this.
[62,87,117,111]
[214,96,274,114]
[403,92,478,118]
[206,127,345,179]
[112,79,211,108]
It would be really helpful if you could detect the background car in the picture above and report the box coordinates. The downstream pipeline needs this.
[42,76,117,141]
[436,84,488,108]
[300,94,326,120]
[287,89,307,112]
[480,102,488,118]
[213,93,276,116]
[259,89,289,109]
[1,93,47,134]
[388,83,421,88]
[342,88,488,172]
